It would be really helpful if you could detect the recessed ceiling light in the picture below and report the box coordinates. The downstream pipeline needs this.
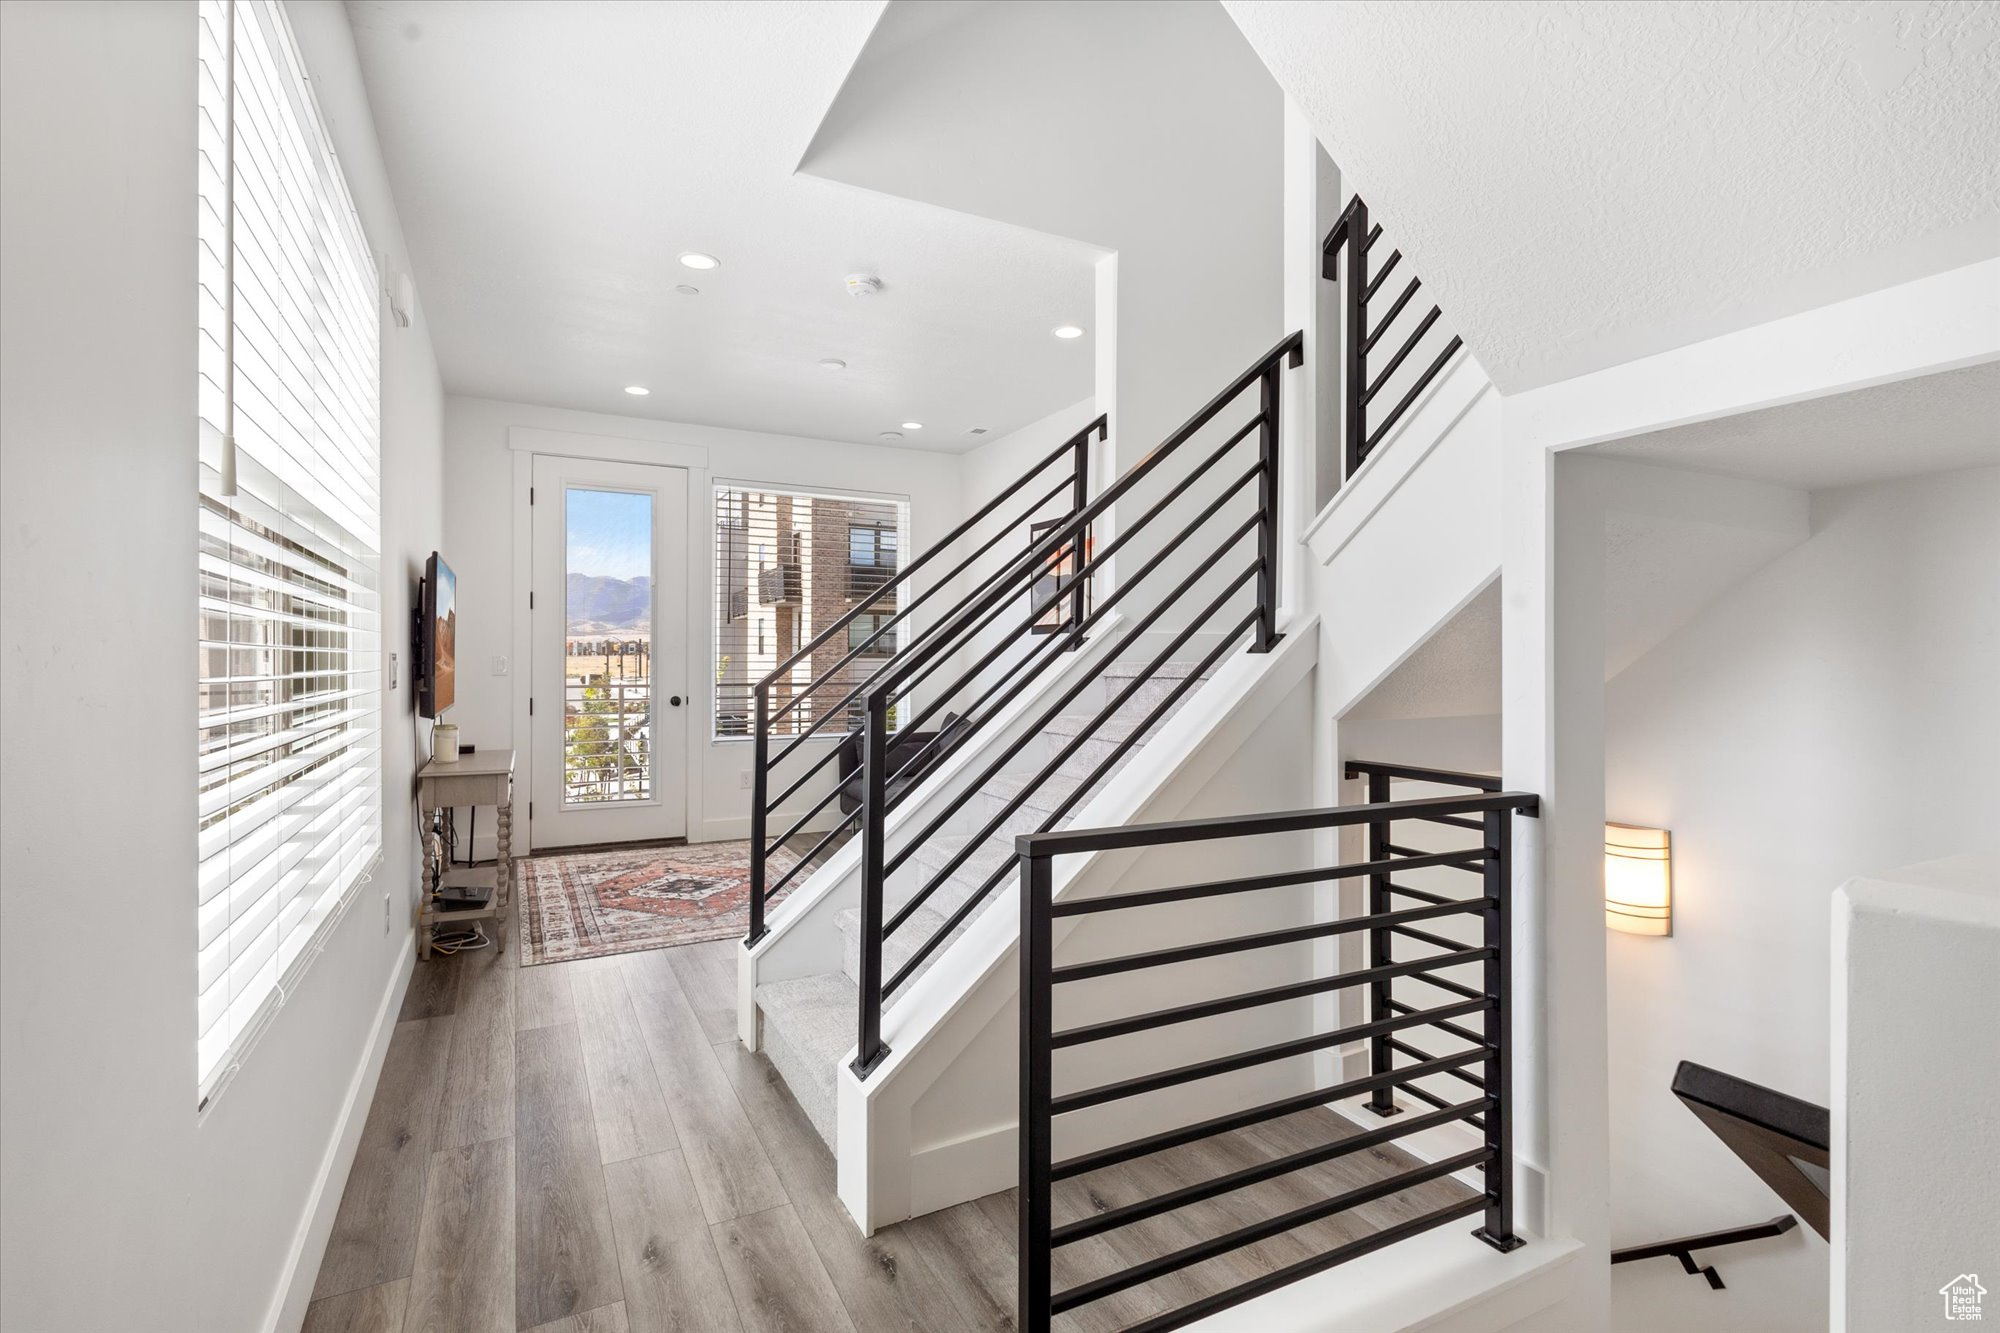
[678,252,720,271]
[623,385,650,396]
[878,431,904,440]
[674,284,700,296]
[901,422,924,431]
[818,358,847,371]
[1053,324,1085,339]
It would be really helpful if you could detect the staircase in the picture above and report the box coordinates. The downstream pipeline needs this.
[754,659,1211,1146]
[741,332,1307,1141]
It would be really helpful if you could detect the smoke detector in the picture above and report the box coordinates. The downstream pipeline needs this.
[845,273,883,298]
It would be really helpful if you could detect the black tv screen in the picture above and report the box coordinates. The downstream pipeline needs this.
[419,552,455,719]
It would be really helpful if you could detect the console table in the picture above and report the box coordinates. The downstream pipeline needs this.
[416,748,514,960]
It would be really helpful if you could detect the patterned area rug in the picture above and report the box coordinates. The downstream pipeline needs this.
[520,840,799,965]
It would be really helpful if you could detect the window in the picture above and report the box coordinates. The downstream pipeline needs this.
[196,0,382,1103]
[847,523,898,598]
[712,484,909,737]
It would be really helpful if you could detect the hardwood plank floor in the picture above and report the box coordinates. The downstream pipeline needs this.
[308,926,1475,1332]
[515,1023,626,1328]
[571,969,680,1164]
[602,1151,742,1332]
[437,945,517,1150]
[301,1278,410,1333]
[314,1016,456,1300]
[626,979,786,1225]
[404,1139,516,1333]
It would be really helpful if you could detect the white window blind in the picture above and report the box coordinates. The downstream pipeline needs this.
[196,0,382,1104]
[713,484,908,738]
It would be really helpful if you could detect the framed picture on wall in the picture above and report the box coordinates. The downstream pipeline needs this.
[1028,518,1090,634]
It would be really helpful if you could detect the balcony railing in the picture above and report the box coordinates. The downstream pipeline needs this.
[563,677,651,803]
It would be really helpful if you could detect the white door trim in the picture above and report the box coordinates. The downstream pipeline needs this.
[510,428,712,851]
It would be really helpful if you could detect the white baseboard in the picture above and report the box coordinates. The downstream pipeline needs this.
[265,943,415,1333]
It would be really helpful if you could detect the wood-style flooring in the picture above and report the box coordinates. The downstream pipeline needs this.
[305,936,1471,1333]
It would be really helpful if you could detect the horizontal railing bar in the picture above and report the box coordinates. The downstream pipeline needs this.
[869,332,1301,698]
[1363,275,1423,353]
[1398,971,1485,1006]
[1345,760,1501,792]
[764,469,1077,730]
[886,598,1260,992]
[1363,304,1444,406]
[760,812,855,900]
[884,425,1259,750]
[1365,333,1464,451]
[1050,847,1489,917]
[1397,1078,1467,1118]
[1387,1037,1487,1089]
[1051,947,1493,1048]
[1385,997,1489,1047]
[1051,998,1491,1115]
[887,423,1261,742]
[1051,895,1490,984]
[764,768,852,856]
[1021,791,1537,859]
[1113,1196,1488,1333]
[1423,812,1485,831]
[1391,923,1477,956]
[763,731,850,814]
[1050,1049,1489,1182]
[1385,841,1486,870]
[1363,249,1401,302]
[1383,881,1453,906]
[884,508,1263,906]
[1050,1147,1492,1315]
[758,416,1102,690]
[1049,1096,1491,1248]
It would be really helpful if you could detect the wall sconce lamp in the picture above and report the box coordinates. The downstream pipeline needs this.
[1606,823,1672,936]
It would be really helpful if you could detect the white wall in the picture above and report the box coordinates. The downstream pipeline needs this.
[1833,854,2000,1332]
[0,4,444,1331]
[440,395,965,845]
[1603,468,2000,1332]
[946,397,1099,691]
[800,0,1285,636]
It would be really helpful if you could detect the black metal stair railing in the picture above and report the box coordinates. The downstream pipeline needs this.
[844,332,1306,1077]
[1323,195,1464,476]
[745,414,1105,944]
[1017,770,1537,1333]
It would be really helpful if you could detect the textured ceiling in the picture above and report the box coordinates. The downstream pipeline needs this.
[1225,0,2000,390]
[1589,359,2000,488]
[344,0,1095,448]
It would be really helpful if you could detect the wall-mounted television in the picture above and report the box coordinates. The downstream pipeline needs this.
[416,551,456,720]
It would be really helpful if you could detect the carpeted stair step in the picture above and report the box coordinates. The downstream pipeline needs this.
[836,901,955,990]
[754,972,855,1150]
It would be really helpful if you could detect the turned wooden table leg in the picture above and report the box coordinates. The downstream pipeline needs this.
[494,792,512,954]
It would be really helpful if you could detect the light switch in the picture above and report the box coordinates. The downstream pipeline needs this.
[491,655,510,676]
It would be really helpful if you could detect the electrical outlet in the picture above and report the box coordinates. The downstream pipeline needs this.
[491,655,510,676]
[388,651,398,689]
[382,890,392,935]
[739,770,753,790]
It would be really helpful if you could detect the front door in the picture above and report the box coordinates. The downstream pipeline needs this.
[530,455,688,848]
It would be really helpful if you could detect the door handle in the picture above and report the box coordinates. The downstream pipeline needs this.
[668,695,683,707]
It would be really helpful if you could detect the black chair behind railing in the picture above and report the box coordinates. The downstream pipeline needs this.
[1016,775,1536,1332]
[745,415,1105,945]
[1323,195,1464,476]
[845,332,1306,1076]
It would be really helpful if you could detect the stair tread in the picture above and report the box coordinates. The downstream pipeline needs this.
[836,901,955,985]
[1100,659,1212,679]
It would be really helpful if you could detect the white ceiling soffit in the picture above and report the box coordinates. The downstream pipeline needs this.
[344,0,1096,449]
[1588,359,2000,490]
[1223,0,2000,391]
